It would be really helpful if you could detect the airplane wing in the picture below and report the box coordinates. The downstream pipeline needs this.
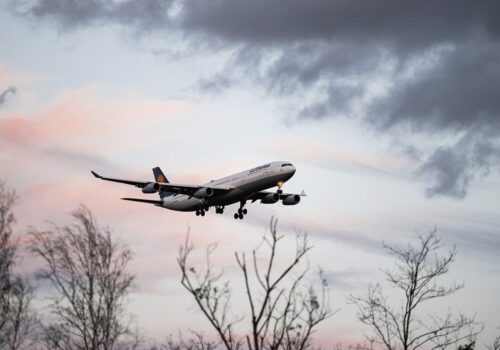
[247,190,307,202]
[121,198,163,206]
[91,171,232,196]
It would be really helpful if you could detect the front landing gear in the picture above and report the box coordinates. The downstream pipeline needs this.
[215,206,225,214]
[195,209,206,216]
[277,180,285,194]
[234,201,247,220]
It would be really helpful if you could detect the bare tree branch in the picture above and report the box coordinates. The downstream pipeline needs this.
[30,205,136,350]
[0,181,37,350]
[486,333,500,350]
[178,217,334,350]
[178,230,241,350]
[350,229,482,350]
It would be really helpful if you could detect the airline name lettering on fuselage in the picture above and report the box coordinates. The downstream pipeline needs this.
[249,164,270,174]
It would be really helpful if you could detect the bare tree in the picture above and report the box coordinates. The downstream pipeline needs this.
[30,205,136,350]
[0,182,36,350]
[350,229,482,350]
[178,217,334,350]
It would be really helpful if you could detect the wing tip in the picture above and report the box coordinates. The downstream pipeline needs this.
[91,170,102,179]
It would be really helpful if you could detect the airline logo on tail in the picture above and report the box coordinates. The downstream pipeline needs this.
[156,174,166,183]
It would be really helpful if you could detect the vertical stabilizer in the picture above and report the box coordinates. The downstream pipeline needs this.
[152,167,173,198]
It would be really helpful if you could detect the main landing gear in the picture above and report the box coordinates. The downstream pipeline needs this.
[195,202,210,216]
[234,201,247,220]
[196,205,225,216]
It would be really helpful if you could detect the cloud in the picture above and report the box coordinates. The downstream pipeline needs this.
[417,127,499,199]
[11,0,175,32]
[263,138,415,178]
[184,1,499,47]
[0,86,16,106]
[370,43,500,132]
[322,268,369,291]
[198,72,234,94]
[0,86,193,174]
[0,64,49,87]
[11,0,500,198]
[177,1,500,199]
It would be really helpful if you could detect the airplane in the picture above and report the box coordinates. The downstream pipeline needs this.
[91,161,305,219]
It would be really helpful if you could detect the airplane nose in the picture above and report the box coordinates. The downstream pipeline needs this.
[290,165,296,175]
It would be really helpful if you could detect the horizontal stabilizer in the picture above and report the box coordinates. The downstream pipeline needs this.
[121,198,163,206]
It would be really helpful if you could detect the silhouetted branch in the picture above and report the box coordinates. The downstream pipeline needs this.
[30,205,136,350]
[0,181,36,350]
[350,229,482,350]
[486,334,500,350]
[178,217,334,350]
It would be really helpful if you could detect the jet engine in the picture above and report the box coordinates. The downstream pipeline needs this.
[142,182,160,194]
[282,194,301,205]
[193,187,214,198]
[261,193,279,204]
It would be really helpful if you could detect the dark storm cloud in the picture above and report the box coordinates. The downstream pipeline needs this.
[181,1,500,199]
[370,43,500,132]
[12,0,500,198]
[179,0,500,50]
[11,0,174,32]
[418,127,499,199]
[0,86,16,106]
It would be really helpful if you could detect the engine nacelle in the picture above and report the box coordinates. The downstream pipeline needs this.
[282,194,301,205]
[142,182,160,194]
[261,193,279,204]
[193,187,214,198]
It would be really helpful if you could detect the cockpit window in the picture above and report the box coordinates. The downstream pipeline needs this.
[281,163,293,167]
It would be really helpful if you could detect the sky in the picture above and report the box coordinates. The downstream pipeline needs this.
[1,0,499,347]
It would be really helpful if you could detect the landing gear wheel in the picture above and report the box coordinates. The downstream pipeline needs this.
[277,180,285,194]
[236,201,247,220]
[195,210,200,216]
[201,210,205,216]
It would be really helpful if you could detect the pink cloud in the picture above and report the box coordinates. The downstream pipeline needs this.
[0,85,196,195]
[0,64,48,87]
[0,86,192,149]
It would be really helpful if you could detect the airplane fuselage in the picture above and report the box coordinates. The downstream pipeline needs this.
[91,160,302,220]
[162,161,295,211]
